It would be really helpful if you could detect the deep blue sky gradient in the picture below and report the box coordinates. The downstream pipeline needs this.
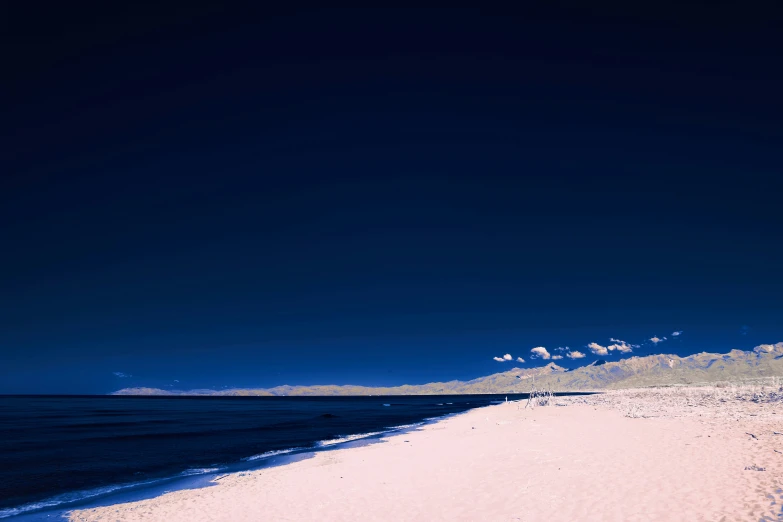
[3,5,782,393]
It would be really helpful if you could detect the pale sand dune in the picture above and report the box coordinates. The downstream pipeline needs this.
[70,388,783,521]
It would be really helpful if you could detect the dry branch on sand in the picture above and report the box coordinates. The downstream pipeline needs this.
[522,376,554,409]
[624,403,645,418]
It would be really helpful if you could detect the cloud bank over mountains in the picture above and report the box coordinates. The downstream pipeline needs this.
[588,342,609,356]
[589,339,638,355]
[492,331,686,366]
[530,347,551,359]
[493,353,513,362]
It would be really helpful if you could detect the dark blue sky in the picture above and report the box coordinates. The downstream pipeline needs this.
[3,5,782,393]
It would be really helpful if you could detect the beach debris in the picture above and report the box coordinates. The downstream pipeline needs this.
[746,432,758,440]
[773,431,783,436]
[524,376,553,409]
[774,449,782,454]
[625,404,645,418]
[744,464,766,471]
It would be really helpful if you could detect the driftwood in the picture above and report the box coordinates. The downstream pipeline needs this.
[524,376,554,409]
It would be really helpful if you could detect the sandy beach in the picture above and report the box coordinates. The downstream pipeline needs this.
[70,386,783,521]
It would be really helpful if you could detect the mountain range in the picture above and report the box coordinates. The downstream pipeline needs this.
[113,343,783,396]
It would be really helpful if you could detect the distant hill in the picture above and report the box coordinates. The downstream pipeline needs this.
[113,343,783,396]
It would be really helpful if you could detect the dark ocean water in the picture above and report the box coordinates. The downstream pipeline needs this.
[0,394,536,518]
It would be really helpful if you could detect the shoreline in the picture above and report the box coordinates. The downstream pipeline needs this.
[68,386,783,521]
[4,408,481,521]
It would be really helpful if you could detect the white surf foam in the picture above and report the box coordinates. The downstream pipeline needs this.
[242,447,304,461]
[0,478,163,519]
[0,466,231,518]
[387,421,425,430]
[178,467,223,477]
[244,422,427,462]
[315,431,386,447]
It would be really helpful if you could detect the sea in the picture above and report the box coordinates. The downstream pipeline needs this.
[0,393,541,519]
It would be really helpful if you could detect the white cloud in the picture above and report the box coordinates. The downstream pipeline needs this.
[503,353,512,361]
[607,339,634,353]
[113,372,130,378]
[530,347,551,359]
[567,350,586,359]
[493,357,505,362]
[551,355,563,360]
[555,346,568,352]
[672,331,682,336]
[588,342,608,356]
[649,336,667,344]
[753,342,783,354]
[516,357,525,363]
